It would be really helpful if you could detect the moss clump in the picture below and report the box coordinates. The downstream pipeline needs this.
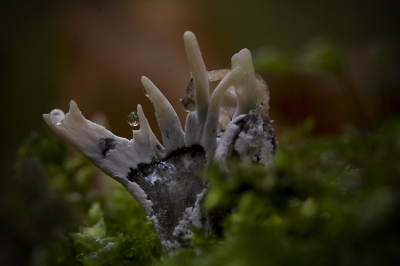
[164,119,400,265]
[13,136,162,266]
[13,119,400,265]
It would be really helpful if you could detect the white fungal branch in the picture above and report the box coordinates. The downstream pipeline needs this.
[231,48,257,119]
[183,31,209,147]
[201,66,245,160]
[136,104,166,160]
[183,31,209,118]
[43,31,276,252]
[141,76,185,154]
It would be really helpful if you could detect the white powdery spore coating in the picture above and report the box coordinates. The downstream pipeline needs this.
[258,130,275,165]
[122,180,154,215]
[172,189,206,239]
[191,189,206,228]
[172,208,193,239]
[147,214,160,230]
[149,214,181,252]
[161,240,181,252]
[148,214,166,242]
[214,114,247,163]
[234,121,264,162]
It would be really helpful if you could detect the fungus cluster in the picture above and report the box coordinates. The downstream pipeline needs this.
[43,31,277,252]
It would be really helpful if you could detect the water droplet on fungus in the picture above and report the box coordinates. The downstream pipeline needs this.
[50,109,65,124]
[127,112,140,126]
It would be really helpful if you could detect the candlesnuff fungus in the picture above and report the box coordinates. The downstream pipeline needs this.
[43,31,277,252]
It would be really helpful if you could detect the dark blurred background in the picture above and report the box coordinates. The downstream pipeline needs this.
[1,0,399,264]
[1,0,400,173]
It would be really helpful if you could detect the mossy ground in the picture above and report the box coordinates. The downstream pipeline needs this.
[11,119,400,265]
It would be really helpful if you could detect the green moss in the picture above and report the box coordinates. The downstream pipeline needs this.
[14,119,400,265]
[163,119,400,265]
[14,136,161,265]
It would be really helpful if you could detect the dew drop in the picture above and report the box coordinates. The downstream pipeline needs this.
[143,88,149,97]
[50,109,65,124]
[127,112,140,126]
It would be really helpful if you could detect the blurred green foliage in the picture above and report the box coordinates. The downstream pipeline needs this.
[299,39,343,74]
[253,39,343,76]
[13,136,161,266]
[253,47,291,76]
[12,119,400,265]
